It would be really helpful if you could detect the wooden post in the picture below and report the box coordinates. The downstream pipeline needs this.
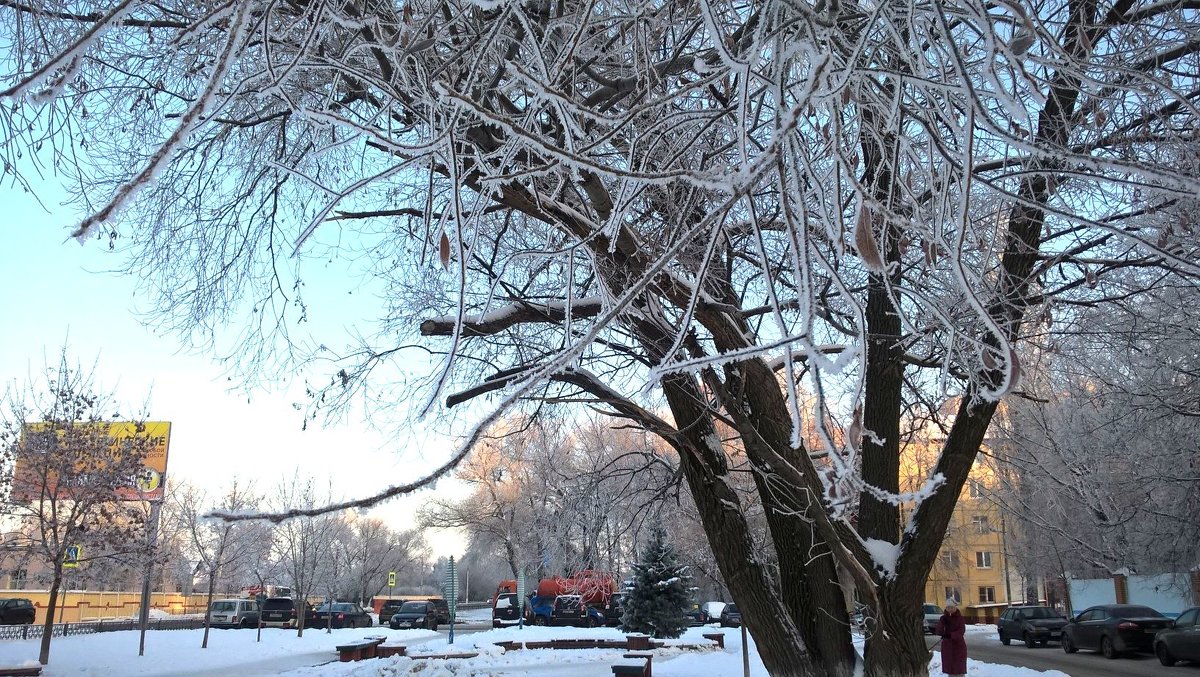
[741,623,749,677]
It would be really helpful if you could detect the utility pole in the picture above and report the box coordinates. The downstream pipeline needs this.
[138,500,162,656]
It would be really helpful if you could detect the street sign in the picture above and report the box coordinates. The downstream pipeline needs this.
[445,556,458,644]
[64,545,82,569]
[517,569,526,629]
[388,571,396,587]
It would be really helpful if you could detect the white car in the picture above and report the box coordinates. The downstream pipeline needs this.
[207,598,259,629]
[923,603,943,634]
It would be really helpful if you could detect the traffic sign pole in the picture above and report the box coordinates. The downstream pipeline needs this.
[517,570,526,630]
[446,556,458,644]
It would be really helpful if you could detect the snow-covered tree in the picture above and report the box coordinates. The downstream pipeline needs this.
[0,349,153,665]
[5,1,1200,675]
[622,525,691,639]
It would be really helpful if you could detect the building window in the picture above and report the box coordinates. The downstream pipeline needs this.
[971,515,990,534]
[944,587,961,604]
[10,570,26,590]
[979,586,996,603]
[968,481,983,498]
[975,551,993,568]
[940,552,960,569]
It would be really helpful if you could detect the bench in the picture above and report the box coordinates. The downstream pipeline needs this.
[376,644,407,658]
[623,652,653,677]
[335,637,386,662]
[611,657,650,677]
[0,667,43,677]
[702,632,725,649]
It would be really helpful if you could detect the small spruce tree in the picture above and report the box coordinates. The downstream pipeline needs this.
[621,525,691,638]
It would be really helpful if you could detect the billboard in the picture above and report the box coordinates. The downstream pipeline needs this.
[12,421,171,502]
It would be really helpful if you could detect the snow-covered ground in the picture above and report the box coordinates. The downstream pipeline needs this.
[0,621,1067,676]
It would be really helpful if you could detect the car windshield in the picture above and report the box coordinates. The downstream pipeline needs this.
[1021,607,1060,619]
[726,604,738,613]
[399,602,427,613]
[210,601,237,612]
[334,603,355,612]
[262,599,293,610]
[1111,605,1162,618]
[496,595,514,609]
[923,604,941,614]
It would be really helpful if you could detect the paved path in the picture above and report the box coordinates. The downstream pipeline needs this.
[928,632,1197,676]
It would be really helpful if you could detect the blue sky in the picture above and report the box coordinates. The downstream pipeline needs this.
[0,172,468,558]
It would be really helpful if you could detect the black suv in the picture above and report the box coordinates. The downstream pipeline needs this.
[260,597,301,628]
[997,605,1069,647]
[720,602,742,627]
[492,593,521,628]
[427,598,451,624]
[0,598,35,625]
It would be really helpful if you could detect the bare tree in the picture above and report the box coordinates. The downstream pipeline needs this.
[338,514,426,605]
[176,480,268,647]
[271,475,342,638]
[992,280,1200,581]
[5,1,1200,675]
[0,351,152,665]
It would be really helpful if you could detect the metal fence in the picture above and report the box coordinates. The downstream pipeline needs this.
[0,617,206,641]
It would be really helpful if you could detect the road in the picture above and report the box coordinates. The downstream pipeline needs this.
[928,632,1199,676]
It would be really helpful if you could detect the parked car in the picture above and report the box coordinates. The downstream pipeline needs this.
[260,597,302,628]
[309,601,373,629]
[1154,606,1200,667]
[206,598,260,629]
[0,598,35,625]
[720,602,742,627]
[550,595,604,627]
[492,593,521,628]
[686,603,705,626]
[378,600,407,626]
[997,605,1068,647]
[923,603,942,634]
[702,602,727,625]
[389,600,439,630]
[1061,604,1172,658]
[427,598,451,625]
[603,594,626,627]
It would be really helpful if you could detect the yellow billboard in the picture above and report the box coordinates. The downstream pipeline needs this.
[12,421,171,502]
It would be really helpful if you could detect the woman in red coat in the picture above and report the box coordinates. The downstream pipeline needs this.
[934,598,967,676]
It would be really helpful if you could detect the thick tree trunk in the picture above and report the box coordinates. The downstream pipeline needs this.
[38,568,63,665]
[720,360,857,676]
[659,374,821,677]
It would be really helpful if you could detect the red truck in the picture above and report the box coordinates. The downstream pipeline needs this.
[492,571,620,627]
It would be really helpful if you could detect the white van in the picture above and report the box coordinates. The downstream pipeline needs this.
[207,598,259,628]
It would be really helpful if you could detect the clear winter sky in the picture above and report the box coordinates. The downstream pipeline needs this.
[0,173,469,562]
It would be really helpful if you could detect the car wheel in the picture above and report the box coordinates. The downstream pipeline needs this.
[1024,632,1037,649]
[1156,642,1176,667]
[587,617,598,628]
[1000,632,1010,646]
[1062,634,1077,654]
[1101,635,1120,659]
[533,616,548,626]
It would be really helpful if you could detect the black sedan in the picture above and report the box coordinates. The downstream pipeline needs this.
[1062,604,1172,658]
[389,600,439,630]
[997,605,1068,647]
[1154,606,1200,666]
[309,602,373,629]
